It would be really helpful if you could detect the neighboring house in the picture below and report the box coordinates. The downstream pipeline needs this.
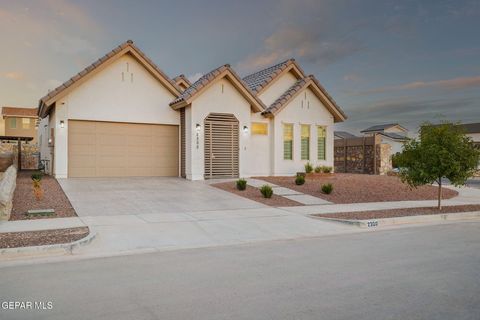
[0,107,38,143]
[334,131,357,139]
[360,123,408,154]
[461,122,480,147]
[38,40,346,179]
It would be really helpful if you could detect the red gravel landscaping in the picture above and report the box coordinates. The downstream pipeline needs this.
[10,171,77,221]
[0,227,89,249]
[213,181,302,207]
[314,204,480,220]
[257,173,458,204]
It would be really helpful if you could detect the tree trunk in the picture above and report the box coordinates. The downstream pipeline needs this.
[438,178,442,210]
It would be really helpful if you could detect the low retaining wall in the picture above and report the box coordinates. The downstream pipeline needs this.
[0,165,17,220]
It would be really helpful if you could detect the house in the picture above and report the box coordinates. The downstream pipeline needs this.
[334,131,357,139]
[360,123,408,154]
[38,40,346,179]
[0,107,38,143]
[461,123,480,147]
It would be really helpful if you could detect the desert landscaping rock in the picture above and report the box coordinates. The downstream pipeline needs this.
[259,173,458,204]
[213,181,302,207]
[0,227,89,248]
[11,171,77,220]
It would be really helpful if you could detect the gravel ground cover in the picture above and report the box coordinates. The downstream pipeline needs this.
[0,227,89,248]
[258,173,458,204]
[314,204,480,220]
[213,181,302,207]
[10,171,77,220]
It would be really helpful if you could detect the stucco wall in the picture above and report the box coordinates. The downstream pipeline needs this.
[47,54,179,178]
[186,77,262,180]
[258,71,298,107]
[247,112,271,176]
[272,87,334,175]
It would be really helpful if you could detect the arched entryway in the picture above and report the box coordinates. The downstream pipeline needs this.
[204,113,239,179]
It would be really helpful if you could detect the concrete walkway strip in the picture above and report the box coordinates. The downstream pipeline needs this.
[246,178,278,188]
[271,186,303,196]
[284,194,332,205]
[0,217,85,233]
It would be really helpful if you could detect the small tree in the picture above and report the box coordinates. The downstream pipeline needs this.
[395,122,479,210]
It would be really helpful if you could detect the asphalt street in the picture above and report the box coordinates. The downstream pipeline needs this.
[1,221,479,320]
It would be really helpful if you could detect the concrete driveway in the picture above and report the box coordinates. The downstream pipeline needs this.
[58,177,265,217]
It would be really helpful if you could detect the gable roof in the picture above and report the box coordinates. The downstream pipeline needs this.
[169,64,266,112]
[173,74,191,90]
[379,132,408,141]
[242,59,305,94]
[38,40,181,118]
[461,122,480,134]
[261,75,347,122]
[2,106,38,118]
[361,123,407,133]
[334,131,357,139]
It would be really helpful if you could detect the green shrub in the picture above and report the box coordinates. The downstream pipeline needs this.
[31,172,43,181]
[295,175,305,185]
[305,162,313,173]
[322,166,333,173]
[260,185,273,198]
[236,178,247,191]
[321,183,333,194]
[314,166,322,173]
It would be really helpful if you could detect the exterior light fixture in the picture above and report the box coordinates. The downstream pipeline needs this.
[196,124,201,132]
[60,120,65,128]
[243,125,249,134]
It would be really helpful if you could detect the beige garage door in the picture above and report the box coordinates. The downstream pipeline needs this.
[68,120,179,177]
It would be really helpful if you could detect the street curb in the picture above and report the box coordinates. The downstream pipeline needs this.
[309,211,480,228]
[0,227,97,258]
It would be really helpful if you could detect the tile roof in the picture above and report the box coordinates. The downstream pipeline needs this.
[262,75,347,121]
[169,64,266,112]
[379,132,408,141]
[2,106,38,117]
[334,131,357,139]
[462,122,480,134]
[242,59,305,94]
[38,40,181,116]
[173,74,191,87]
[361,123,406,133]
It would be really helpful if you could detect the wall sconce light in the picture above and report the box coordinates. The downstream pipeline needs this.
[60,120,65,128]
[196,123,201,133]
[243,125,249,134]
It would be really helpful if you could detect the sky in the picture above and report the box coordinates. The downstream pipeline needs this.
[0,0,479,135]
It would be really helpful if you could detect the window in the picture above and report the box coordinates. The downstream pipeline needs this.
[283,123,293,160]
[9,118,16,129]
[301,125,310,160]
[22,118,30,129]
[317,126,326,160]
[252,122,268,135]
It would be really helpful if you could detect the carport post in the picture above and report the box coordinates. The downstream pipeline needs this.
[17,137,21,171]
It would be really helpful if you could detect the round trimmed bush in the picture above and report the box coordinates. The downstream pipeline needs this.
[260,185,273,198]
[295,175,305,185]
[321,183,333,194]
[236,178,247,191]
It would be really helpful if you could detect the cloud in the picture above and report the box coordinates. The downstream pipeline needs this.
[343,74,361,82]
[336,96,480,133]
[187,73,203,83]
[236,1,364,73]
[3,72,24,80]
[357,76,480,95]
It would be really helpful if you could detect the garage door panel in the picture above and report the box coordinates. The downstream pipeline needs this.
[69,120,179,177]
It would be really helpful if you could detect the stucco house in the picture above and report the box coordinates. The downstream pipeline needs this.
[0,107,38,143]
[38,40,346,180]
[361,123,408,155]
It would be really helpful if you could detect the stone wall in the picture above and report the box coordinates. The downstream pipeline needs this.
[0,165,17,220]
[334,136,392,175]
[0,142,39,170]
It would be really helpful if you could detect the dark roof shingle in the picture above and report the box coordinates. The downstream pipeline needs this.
[2,107,38,118]
[361,123,406,133]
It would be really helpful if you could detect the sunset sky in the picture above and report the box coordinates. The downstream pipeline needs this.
[1,0,479,134]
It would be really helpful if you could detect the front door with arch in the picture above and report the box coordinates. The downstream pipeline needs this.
[204,113,239,179]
